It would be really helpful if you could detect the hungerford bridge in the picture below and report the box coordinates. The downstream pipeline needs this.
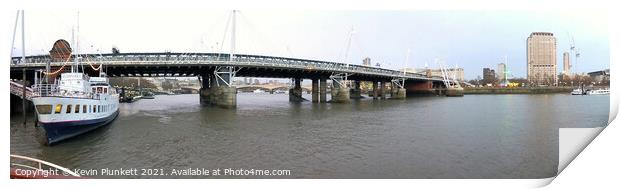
[10,52,451,108]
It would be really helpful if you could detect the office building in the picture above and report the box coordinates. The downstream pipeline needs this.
[527,32,557,85]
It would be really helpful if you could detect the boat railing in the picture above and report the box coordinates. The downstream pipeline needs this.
[32,84,103,99]
[10,154,81,177]
[32,84,59,97]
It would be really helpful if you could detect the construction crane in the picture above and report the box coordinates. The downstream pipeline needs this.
[567,32,581,75]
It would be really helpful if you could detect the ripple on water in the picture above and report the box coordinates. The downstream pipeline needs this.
[10,94,609,178]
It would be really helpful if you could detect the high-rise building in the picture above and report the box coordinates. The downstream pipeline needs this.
[527,32,557,85]
[563,51,571,76]
[497,63,506,81]
[362,57,371,66]
[483,68,496,84]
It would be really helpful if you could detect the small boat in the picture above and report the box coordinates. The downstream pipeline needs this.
[571,88,586,95]
[141,91,155,99]
[587,89,609,95]
[10,154,82,179]
[253,89,265,93]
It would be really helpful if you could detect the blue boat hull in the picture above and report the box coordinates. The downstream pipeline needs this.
[39,110,119,145]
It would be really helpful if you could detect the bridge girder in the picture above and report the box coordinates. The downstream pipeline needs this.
[10,53,444,83]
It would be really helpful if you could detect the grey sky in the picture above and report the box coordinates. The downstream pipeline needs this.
[11,10,609,80]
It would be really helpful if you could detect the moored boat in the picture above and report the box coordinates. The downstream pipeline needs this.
[586,88,609,95]
[29,12,120,145]
[32,71,119,145]
[571,88,586,95]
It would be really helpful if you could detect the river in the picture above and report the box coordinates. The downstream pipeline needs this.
[10,93,610,178]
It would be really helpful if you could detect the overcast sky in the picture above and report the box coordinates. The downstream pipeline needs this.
[10,10,609,80]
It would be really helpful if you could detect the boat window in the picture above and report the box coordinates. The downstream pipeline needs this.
[55,104,62,114]
[83,105,87,113]
[75,104,80,113]
[97,87,102,93]
[104,88,108,93]
[92,88,96,93]
[35,105,52,114]
[98,105,101,112]
[66,105,72,114]
[93,105,97,113]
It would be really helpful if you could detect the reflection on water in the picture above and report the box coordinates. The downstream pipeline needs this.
[10,93,609,178]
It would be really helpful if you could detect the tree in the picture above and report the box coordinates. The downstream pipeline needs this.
[109,77,157,89]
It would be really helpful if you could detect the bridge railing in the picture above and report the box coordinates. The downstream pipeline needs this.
[12,53,440,80]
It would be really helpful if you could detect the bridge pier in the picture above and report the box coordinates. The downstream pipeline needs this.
[330,77,350,103]
[372,81,379,99]
[390,83,396,97]
[319,78,327,103]
[379,81,386,99]
[199,68,237,108]
[311,79,319,103]
[390,81,407,99]
[392,87,407,99]
[350,80,361,99]
[289,78,304,102]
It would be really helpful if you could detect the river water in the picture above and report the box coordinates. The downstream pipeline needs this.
[10,93,610,178]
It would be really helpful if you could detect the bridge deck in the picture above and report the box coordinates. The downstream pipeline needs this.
[11,53,443,82]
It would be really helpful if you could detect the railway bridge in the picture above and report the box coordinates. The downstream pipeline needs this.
[10,52,448,108]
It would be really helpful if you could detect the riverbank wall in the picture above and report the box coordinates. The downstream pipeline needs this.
[464,87,573,94]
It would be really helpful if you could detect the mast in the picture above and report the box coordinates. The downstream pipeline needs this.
[75,11,81,73]
[72,28,75,73]
[343,27,354,67]
[230,10,236,62]
[21,10,25,64]
[10,11,19,63]
[403,48,411,75]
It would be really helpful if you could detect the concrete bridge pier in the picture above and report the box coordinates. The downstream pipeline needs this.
[199,68,237,108]
[379,81,387,99]
[289,78,304,102]
[319,78,327,103]
[311,79,319,103]
[391,87,407,99]
[350,80,361,99]
[389,83,396,97]
[372,81,379,99]
[330,78,350,103]
[390,81,407,99]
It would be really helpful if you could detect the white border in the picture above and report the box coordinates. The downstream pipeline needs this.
[2,0,617,189]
